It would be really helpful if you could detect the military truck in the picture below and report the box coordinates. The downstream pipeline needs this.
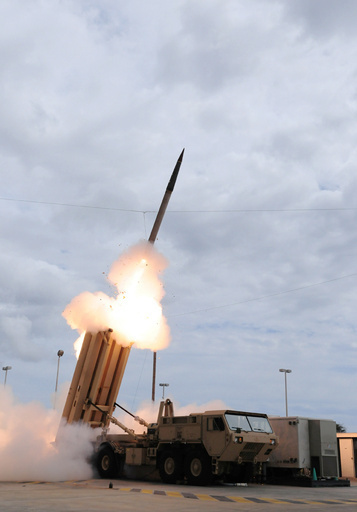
[94,398,278,485]
[59,329,278,485]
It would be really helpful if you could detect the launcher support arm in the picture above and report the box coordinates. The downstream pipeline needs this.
[86,399,139,441]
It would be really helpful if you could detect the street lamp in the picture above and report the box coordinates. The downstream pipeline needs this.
[159,383,169,400]
[279,369,292,416]
[54,350,64,409]
[2,366,12,387]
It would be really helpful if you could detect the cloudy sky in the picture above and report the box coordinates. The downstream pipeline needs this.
[1,0,357,432]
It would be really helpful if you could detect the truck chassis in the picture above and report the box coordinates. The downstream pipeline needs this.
[94,399,278,485]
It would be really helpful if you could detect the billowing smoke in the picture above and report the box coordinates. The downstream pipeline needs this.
[62,241,170,356]
[0,387,95,481]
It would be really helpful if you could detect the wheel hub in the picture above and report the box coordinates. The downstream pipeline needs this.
[190,458,202,477]
[164,457,175,475]
[101,455,110,471]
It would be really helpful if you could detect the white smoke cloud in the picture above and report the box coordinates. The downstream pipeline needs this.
[0,387,95,481]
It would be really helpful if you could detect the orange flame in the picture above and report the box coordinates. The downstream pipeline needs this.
[63,242,170,357]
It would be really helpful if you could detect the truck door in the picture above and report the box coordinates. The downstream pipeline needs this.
[204,416,227,456]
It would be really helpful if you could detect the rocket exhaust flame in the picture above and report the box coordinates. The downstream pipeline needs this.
[62,241,170,356]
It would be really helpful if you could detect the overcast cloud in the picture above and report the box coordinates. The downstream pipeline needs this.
[1,0,357,432]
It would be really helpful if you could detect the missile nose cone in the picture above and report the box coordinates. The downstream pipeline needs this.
[178,148,185,161]
[167,148,184,192]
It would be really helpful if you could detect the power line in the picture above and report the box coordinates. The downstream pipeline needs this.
[1,196,357,213]
[169,273,357,317]
[0,197,145,213]
[2,198,355,317]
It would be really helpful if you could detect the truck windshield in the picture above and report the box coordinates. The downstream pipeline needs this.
[225,413,273,434]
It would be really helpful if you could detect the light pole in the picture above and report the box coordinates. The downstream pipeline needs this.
[2,366,12,387]
[279,369,292,416]
[159,382,169,400]
[54,350,64,409]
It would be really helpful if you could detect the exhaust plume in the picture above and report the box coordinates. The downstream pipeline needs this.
[0,387,95,481]
[62,241,170,357]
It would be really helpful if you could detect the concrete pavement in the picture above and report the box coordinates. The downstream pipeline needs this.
[1,479,357,511]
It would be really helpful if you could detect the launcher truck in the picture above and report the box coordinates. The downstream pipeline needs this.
[60,329,278,485]
[95,395,278,485]
[59,152,279,484]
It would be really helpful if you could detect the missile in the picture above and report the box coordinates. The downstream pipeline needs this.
[148,149,184,402]
[148,148,184,244]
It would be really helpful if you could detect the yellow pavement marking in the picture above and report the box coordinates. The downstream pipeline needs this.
[196,494,219,501]
[229,496,252,503]
[166,491,184,498]
[14,482,356,506]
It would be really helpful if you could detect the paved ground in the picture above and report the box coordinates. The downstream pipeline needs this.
[1,479,357,511]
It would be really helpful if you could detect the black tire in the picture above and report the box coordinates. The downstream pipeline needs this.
[158,449,183,484]
[96,446,118,479]
[184,448,212,486]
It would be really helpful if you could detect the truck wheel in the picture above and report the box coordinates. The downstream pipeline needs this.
[96,446,118,479]
[184,449,212,486]
[158,449,183,484]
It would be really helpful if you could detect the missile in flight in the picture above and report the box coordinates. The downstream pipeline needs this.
[148,148,184,244]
